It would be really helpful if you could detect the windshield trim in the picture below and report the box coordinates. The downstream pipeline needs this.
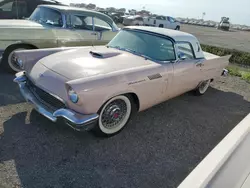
[107,29,177,63]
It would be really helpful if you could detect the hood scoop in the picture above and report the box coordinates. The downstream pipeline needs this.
[89,50,121,59]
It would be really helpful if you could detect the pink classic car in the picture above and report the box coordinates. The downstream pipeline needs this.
[14,26,230,136]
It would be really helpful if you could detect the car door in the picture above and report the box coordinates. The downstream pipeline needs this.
[93,17,118,45]
[56,14,97,47]
[166,17,175,29]
[169,42,201,97]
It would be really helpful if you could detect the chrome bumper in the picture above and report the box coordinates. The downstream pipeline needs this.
[14,72,99,131]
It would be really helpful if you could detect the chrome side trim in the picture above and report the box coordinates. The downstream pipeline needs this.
[14,72,99,131]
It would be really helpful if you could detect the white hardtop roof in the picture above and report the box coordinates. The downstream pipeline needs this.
[124,26,197,42]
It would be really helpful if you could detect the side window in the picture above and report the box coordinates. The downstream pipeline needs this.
[168,17,176,23]
[93,17,112,31]
[0,1,14,11]
[12,1,28,18]
[70,15,93,30]
[177,42,195,59]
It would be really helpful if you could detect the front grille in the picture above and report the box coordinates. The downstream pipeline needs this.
[26,78,65,110]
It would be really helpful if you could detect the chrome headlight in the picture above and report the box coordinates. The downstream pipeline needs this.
[68,87,78,103]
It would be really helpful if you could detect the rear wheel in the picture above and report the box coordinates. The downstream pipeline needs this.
[194,80,211,95]
[93,95,136,137]
[2,45,34,73]
[175,26,180,30]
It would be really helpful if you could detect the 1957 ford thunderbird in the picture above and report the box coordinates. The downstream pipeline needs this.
[14,26,230,136]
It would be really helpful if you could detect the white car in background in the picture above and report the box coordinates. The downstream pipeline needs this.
[123,15,144,26]
[143,15,181,30]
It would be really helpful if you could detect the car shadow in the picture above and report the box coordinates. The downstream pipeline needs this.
[0,70,25,107]
[1,87,250,188]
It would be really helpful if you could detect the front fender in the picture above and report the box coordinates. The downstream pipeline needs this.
[14,47,84,73]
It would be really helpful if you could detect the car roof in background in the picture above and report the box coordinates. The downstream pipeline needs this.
[123,26,197,42]
[38,4,114,24]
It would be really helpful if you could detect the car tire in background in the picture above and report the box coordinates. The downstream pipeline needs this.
[159,24,164,28]
[2,44,34,73]
[92,94,137,137]
[194,79,211,95]
[175,26,180,30]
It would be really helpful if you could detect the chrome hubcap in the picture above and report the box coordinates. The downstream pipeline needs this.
[101,99,127,129]
[199,80,210,93]
[8,48,25,71]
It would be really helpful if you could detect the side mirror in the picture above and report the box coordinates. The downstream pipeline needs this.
[178,52,187,60]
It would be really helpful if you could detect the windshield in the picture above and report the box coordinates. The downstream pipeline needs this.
[29,7,63,27]
[107,30,176,62]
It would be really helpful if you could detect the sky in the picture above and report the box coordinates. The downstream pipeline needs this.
[59,0,250,25]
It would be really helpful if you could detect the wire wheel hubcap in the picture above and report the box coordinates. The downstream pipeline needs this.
[8,48,25,72]
[199,80,210,93]
[99,96,132,134]
[101,100,127,129]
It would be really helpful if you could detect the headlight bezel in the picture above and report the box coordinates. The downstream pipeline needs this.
[68,87,79,104]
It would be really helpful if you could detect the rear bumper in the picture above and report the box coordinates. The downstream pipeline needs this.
[14,72,99,131]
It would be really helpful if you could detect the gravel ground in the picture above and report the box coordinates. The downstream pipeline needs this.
[181,24,250,52]
[0,71,250,188]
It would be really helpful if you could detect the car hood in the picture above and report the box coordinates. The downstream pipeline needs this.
[0,19,43,28]
[38,46,154,80]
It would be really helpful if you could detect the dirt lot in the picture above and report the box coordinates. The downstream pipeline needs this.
[0,71,249,188]
[181,24,250,52]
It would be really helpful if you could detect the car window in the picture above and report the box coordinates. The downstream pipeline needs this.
[69,15,93,30]
[12,1,28,18]
[93,17,112,31]
[0,1,13,11]
[108,30,176,62]
[177,42,195,59]
[167,17,175,23]
[29,7,63,27]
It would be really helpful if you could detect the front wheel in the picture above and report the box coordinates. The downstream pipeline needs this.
[93,95,135,137]
[2,45,33,73]
[175,26,180,30]
[194,80,211,95]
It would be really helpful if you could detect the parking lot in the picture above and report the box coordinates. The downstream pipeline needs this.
[181,24,250,52]
[0,69,250,187]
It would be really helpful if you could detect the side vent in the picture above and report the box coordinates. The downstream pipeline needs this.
[148,73,162,80]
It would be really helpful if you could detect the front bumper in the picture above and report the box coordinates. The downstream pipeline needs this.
[14,72,99,131]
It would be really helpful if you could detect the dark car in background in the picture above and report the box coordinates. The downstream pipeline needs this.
[0,0,64,19]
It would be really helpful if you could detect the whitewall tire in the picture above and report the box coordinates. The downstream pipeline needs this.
[94,95,135,136]
[195,80,211,95]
